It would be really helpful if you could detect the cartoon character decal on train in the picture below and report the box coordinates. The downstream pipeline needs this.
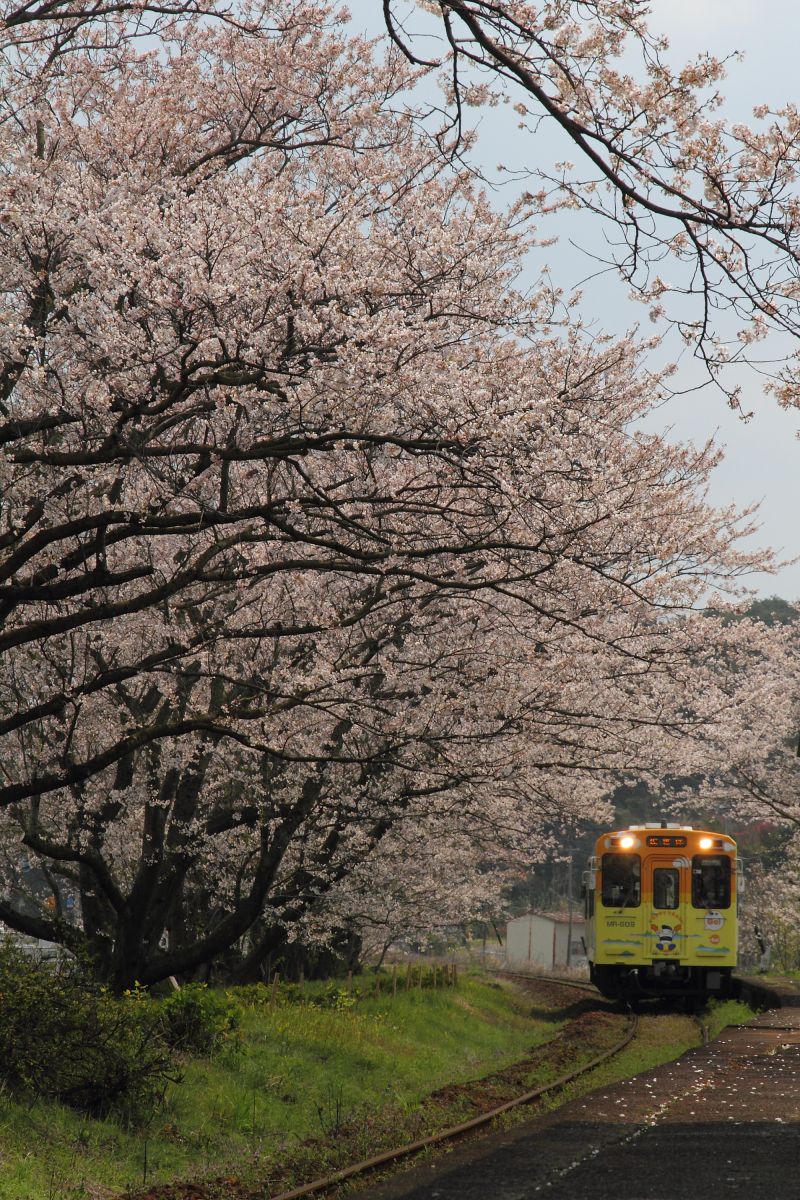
[651,922,680,953]
[583,824,738,1000]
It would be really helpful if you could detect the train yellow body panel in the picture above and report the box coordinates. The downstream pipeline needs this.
[584,824,738,1000]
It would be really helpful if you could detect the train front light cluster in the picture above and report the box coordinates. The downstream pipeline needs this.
[698,836,728,850]
[606,833,639,850]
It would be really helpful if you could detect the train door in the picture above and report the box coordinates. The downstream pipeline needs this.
[645,857,686,959]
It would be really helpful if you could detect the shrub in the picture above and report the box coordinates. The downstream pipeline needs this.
[0,940,177,1123]
[232,982,272,1009]
[155,983,242,1054]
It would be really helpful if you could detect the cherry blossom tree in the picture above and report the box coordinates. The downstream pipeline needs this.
[633,607,800,966]
[383,1,800,409]
[678,608,800,842]
[9,1,800,402]
[0,0,780,987]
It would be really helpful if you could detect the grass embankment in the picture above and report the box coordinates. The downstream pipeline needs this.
[0,981,759,1200]
[0,972,553,1200]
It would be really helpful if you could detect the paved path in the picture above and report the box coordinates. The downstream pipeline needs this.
[354,986,800,1200]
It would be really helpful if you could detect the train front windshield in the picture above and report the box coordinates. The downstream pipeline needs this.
[601,853,640,907]
[692,856,731,908]
[653,867,679,909]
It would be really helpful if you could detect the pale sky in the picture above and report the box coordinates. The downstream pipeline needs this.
[342,1,800,600]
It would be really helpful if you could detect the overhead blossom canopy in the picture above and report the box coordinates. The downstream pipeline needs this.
[0,0,780,985]
[383,0,800,410]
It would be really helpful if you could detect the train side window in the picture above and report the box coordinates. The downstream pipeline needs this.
[601,854,640,908]
[692,856,731,909]
[653,868,679,910]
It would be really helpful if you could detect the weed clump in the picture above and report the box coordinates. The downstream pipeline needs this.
[156,982,242,1054]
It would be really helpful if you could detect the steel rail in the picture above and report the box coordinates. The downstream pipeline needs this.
[267,992,637,1200]
[492,969,597,995]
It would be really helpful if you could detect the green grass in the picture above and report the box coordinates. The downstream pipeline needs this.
[704,997,759,1039]
[0,973,558,1199]
[0,978,761,1200]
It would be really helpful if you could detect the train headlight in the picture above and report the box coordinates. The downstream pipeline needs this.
[619,836,635,849]
[699,837,713,850]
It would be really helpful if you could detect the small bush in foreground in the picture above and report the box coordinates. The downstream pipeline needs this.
[0,940,177,1123]
[156,983,242,1054]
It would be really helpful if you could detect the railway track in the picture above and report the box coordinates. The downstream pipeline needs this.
[490,968,597,993]
[267,972,637,1200]
[344,989,800,1200]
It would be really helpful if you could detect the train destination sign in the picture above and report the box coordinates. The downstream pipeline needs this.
[645,835,688,848]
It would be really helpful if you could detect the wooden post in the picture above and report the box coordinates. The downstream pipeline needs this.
[299,969,305,999]
[271,973,280,1004]
[405,963,412,991]
[374,973,381,998]
[392,963,397,999]
[346,970,353,996]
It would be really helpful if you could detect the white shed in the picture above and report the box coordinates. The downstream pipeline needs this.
[505,911,586,970]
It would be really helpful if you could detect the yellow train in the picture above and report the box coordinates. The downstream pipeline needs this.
[583,823,738,1001]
